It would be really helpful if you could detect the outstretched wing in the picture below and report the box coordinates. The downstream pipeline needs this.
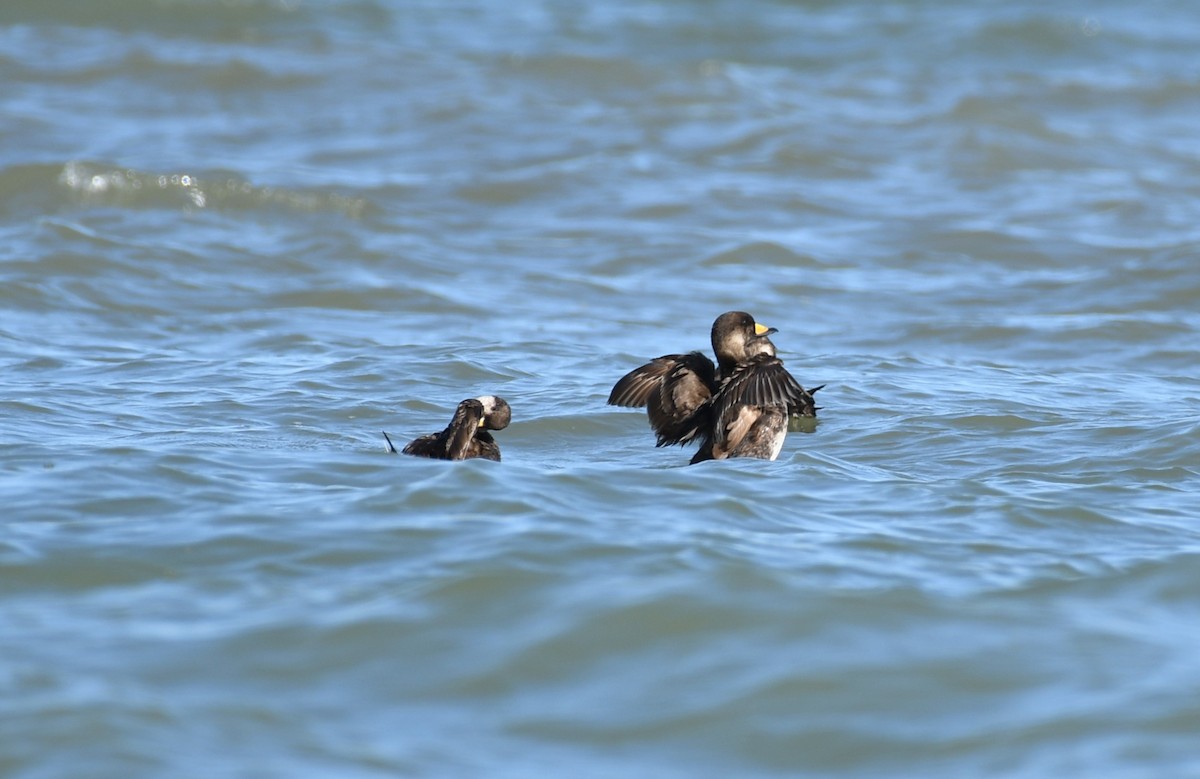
[649,353,719,446]
[608,351,718,447]
[689,355,818,463]
[608,355,682,407]
[716,355,822,420]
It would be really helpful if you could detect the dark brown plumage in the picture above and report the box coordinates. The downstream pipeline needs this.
[384,395,511,462]
[608,311,822,463]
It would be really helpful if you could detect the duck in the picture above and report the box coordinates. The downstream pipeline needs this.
[607,311,822,463]
[383,395,511,462]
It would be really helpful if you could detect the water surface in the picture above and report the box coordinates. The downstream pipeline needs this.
[3,1,1200,777]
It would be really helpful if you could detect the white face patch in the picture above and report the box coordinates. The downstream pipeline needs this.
[472,395,511,431]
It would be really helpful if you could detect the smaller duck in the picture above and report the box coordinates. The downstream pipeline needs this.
[383,395,512,462]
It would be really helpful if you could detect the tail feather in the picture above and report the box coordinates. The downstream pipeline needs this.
[382,431,399,454]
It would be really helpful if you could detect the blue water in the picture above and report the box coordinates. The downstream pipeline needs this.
[3,1,1200,777]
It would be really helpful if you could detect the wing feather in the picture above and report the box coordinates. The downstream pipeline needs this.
[609,352,718,446]
[714,354,822,421]
[649,352,718,446]
[400,432,442,458]
[608,355,681,407]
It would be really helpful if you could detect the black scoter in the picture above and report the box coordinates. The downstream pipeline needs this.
[383,395,511,462]
[607,311,822,463]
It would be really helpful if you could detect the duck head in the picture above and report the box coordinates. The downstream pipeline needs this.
[475,395,512,431]
[711,311,777,372]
